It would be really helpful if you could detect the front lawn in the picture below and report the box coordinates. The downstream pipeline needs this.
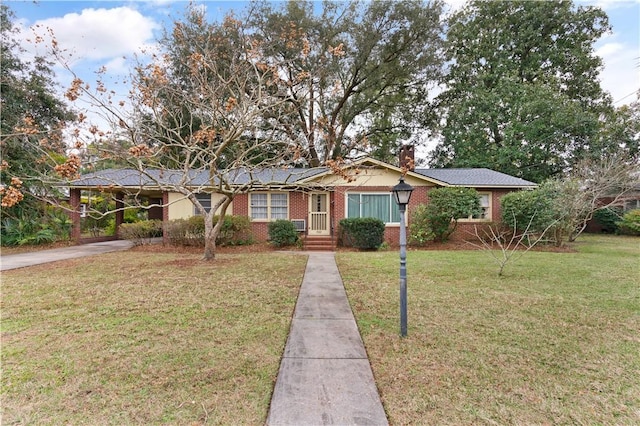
[337,234,640,425]
[1,250,306,425]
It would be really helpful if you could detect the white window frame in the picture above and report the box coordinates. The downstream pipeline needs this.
[250,192,289,221]
[624,199,640,211]
[459,192,492,222]
[345,192,401,225]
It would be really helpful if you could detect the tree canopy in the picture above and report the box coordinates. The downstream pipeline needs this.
[237,0,444,166]
[431,0,613,183]
[0,5,74,217]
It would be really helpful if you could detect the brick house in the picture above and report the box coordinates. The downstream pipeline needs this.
[68,153,536,248]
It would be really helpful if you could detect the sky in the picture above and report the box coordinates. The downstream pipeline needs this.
[5,0,640,144]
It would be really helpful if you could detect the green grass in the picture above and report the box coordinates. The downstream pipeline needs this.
[1,249,307,425]
[337,234,640,425]
[3,235,638,424]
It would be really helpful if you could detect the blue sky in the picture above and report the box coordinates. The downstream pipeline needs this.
[6,0,640,118]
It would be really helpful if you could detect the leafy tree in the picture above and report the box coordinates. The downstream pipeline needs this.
[0,5,75,242]
[594,93,640,160]
[245,0,445,166]
[410,187,480,242]
[431,0,612,183]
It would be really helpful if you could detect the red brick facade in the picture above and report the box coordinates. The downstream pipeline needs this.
[233,186,516,246]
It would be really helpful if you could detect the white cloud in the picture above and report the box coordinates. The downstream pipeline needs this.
[24,7,159,64]
[577,0,640,12]
[597,42,624,57]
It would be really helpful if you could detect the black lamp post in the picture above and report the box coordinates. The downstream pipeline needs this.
[391,176,414,337]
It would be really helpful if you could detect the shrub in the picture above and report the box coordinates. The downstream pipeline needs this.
[592,207,623,234]
[616,209,640,236]
[1,206,71,246]
[411,187,481,242]
[409,204,434,245]
[218,215,253,246]
[119,220,163,245]
[166,215,253,246]
[500,189,556,235]
[165,218,203,246]
[339,217,386,250]
[268,220,299,247]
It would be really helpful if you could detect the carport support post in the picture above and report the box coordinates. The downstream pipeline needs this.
[115,192,124,239]
[70,188,82,243]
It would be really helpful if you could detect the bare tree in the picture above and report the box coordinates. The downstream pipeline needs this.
[469,214,558,276]
[9,7,342,260]
[565,154,640,241]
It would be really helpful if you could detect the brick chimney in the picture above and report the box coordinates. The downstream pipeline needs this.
[399,145,415,171]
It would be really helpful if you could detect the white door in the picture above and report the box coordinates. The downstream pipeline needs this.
[308,193,330,235]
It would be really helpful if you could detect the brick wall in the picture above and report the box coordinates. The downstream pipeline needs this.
[332,185,430,246]
[238,191,309,241]
[232,186,521,245]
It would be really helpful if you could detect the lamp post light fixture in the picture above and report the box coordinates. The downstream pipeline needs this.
[391,176,414,337]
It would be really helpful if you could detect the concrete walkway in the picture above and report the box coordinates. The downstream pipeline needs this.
[267,252,388,425]
[0,240,134,271]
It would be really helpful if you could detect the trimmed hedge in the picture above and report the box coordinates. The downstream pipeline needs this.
[165,215,253,246]
[339,217,386,250]
[268,220,299,247]
[119,220,163,245]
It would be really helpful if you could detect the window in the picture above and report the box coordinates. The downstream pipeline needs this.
[624,199,640,211]
[347,193,400,224]
[193,193,212,215]
[460,192,491,221]
[250,193,289,220]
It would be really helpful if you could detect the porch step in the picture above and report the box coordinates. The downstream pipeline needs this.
[303,235,336,251]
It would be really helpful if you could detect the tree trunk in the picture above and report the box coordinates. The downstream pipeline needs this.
[201,195,233,261]
[203,212,217,261]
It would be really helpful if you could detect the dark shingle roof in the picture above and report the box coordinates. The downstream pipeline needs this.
[71,164,536,189]
[415,168,536,188]
[71,167,329,188]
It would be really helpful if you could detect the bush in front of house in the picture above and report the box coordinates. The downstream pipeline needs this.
[592,207,623,234]
[409,204,435,246]
[500,188,556,236]
[268,219,299,247]
[119,220,163,245]
[339,217,386,250]
[410,187,481,243]
[166,215,254,246]
[616,209,640,236]
[218,215,253,246]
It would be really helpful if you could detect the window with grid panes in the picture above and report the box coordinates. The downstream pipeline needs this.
[250,193,288,220]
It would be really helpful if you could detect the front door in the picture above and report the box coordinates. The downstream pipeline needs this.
[308,192,330,235]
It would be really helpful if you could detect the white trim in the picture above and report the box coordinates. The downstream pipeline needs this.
[249,191,289,221]
[459,192,492,222]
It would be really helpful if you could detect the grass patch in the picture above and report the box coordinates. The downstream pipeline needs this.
[1,251,307,425]
[337,234,640,425]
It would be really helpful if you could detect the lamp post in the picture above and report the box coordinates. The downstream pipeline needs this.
[391,176,414,337]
